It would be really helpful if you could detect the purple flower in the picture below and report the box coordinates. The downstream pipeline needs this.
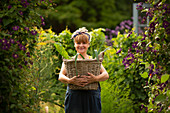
[8,5,12,9]
[141,42,146,47]
[158,107,163,112]
[163,20,169,29]
[24,27,29,31]
[111,30,116,34]
[120,25,125,30]
[141,16,146,24]
[19,11,23,15]
[120,21,125,26]
[105,28,111,32]
[10,39,15,44]
[128,48,131,53]
[19,64,23,69]
[21,0,30,8]
[30,61,33,65]
[136,2,143,10]
[13,53,19,59]
[122,53,135,69]
[26,52,31,57]
[40,16,45,22]
[141,37,145,41]
[146,8,153,17]
[140,104,144,110]
[116,48,122,54]
[127,31,132,38]
[2,45,8,50]
[41,22,45,26]
[18,44,26,51]
[132,41,138,48]
[12,26,20,31]
[145,107,148,112]
[16,41,20,44]
[136,49,140,53]
[115,26,120,31]
[49,0,53,3]
[31,30,37,35]
[146,47,151,52]
[0,18,2,23]
[125,25,130,29]
[127,20,133,26]
[24,61,28,65]
[150,64,154,69]
[2,39,7,44]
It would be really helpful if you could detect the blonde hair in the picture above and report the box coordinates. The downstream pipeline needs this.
[74,34,89,44]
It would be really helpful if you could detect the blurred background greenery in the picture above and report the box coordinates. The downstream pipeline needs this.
[37,0,145,33]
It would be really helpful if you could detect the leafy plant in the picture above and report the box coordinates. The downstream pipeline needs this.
[0,0,56,112]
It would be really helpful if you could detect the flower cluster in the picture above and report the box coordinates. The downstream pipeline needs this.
[122,52,136,69]
[105,18,144,46]
[136,2,143,10]
[20,0,30,8]
[0,38,32,69]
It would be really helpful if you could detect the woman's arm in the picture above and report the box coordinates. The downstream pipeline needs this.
[58,62,70,84]
[86,64,109,84]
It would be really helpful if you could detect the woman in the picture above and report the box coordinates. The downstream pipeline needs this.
[59,27,109,113]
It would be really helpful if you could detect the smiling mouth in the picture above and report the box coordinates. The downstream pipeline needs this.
[78,47,85,50]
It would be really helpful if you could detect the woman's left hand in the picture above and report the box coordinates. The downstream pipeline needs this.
[85,72,98,84]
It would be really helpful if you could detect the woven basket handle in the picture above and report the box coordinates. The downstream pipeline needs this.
[98,47,109,62]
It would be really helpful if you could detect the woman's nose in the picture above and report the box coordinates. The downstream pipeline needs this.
[80,43,83,46]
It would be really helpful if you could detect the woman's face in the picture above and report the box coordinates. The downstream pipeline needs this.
[74,42,90,54]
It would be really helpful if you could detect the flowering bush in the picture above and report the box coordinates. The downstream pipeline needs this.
[105,17,144,46]
[0,0,55,112]
[123,0,170,112]
[102,31,148,112]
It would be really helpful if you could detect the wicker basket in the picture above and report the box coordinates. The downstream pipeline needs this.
[63,52,104,90]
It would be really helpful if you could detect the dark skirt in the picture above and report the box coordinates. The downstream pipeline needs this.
[64,84,101,113]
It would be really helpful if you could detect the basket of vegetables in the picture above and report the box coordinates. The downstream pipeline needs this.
[63,53,104,90]
[54,42,108,90]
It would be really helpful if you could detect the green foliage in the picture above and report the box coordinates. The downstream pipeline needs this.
[101,78,135,113]
[31,28,66,109]
[54,42,71,59]
[102,32,149,112]
[37,0,134,33]
[121,0,170,112]
[88,28,106,56]
[0,0,56,112]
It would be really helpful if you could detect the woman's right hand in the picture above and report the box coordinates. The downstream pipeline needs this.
[68,75,88,87]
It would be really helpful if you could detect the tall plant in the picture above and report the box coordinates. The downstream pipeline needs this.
[102,31,149,112]
[124,0,170,112]
[0,0,55,112]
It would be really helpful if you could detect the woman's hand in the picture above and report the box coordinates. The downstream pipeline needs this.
[69,75,88,87]
[86,72,98,84]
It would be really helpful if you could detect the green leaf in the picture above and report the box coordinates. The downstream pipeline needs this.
[75,53,79,76]
[167,90,170,97]
[140,72,148,78]
[54,42,70,59]
[154,94,166,103]
[94,50,99,62]
[161,74,169,83]
[10,104,15,109]
[3,19,14,26]
[0,14,4,18]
